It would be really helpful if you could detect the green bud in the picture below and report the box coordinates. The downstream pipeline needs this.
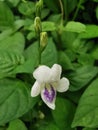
[40,32,48,51]
[36,0,43,17]
[34,17,42,36]
[38,111,45,119]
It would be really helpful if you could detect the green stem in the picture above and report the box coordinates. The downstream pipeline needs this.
[38,36,41,65]
[59,0,64,25]
[72,0,83,21]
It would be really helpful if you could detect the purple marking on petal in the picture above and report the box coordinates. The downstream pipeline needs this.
[44,86,56,103]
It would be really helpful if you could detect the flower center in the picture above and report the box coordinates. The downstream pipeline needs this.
[43,85,56,103]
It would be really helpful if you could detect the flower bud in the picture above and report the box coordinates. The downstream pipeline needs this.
[36,0,43,17]
[34,17,42,36]
[40,32,48,51]
[38,111,45,119]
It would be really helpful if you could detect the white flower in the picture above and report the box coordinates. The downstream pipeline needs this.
[31,64,69,110]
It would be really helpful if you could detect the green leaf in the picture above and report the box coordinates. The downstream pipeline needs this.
[42,22,56,31]
[96,6,98,20]
[61,31,78,49]
[66,90,82,104]
[68,65,98,91]
[44,0,59,13]
[48,14,61,23]
[41,8,50,19]
[8,0,20,7]
[52,97,76,130]
[72,78,98,128]
[14,42,39,73]
[83,128,96,130]
[72,39,94,53]
[41,38,58,67]
[91,46,98,60]
[18,1,35,16]
[7,119,27,130]
[62,0,78,14]
[0,78,38,125]
[0,1,14,31]
[58,51,74,70]
[0,127,5,130]
[38,122,60,130]
[93,0,98,2]
[0,51,24,79]
[79,25,98,39]
[27,31,36,40]
[0,32,25,77]
[77,53,94,65]
[0,20,24,41]
[0,32,25,54]
[64,21,86,33]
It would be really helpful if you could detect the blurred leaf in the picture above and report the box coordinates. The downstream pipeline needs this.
[68,65,98,91]
[72,38,94,53]
[72,78,98,128]
[7,0,20,7]
[0,51,24,79]
[66,90,82,104]
[93,0,98,2]
[65,49,76,61]
[48,14,61,23]
[44,0,59,13]
[41,38,58,67]
[62,0,78,14]
[83,128,96,130]
[42,22,56,31]
[0,78,38,125]
[96,6,98,20]
[41,8,50,19]
[27,31,36,40]
[64,21,86,33]
[79,25,98,39]
[7,119,27,130]
[58,51,74,70]
[0,32,25,54]
[0,32,25,77]
[0,1,14,31]
[18,1,35,16]
[14,42,39,73]
[38,122,60,130]
[0,20,24,41]
[0,127,6,130]
[61,32,93,53]
[52,97,76,130]
[13,20,25,32]
[77,53,94,65]
[91,46,98,59]
[61,31,78,49]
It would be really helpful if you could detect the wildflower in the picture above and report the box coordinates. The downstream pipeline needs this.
[31,64,69,110]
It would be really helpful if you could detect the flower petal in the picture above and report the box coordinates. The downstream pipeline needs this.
[50,64,62,81]
[33,65,51,83]
[41,87,56,110]
[31,81,41,97]
[56,77,69,92]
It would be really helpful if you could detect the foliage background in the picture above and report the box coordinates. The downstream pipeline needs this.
[0,0,98,130]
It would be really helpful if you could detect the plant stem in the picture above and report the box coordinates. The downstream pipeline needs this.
[59,0,64,25]
[72,0,83,21]
[38,36,41,65]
